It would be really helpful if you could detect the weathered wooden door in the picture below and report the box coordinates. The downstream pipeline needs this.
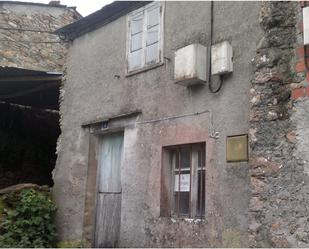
[94,132,124,248]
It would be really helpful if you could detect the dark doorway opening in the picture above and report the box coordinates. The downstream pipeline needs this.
[0,67,61,189]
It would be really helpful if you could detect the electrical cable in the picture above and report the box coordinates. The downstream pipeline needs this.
[304,1,309,70]
[0,39,67,44]
[0,26,68,44]
[0,26,55,33]
[208,0,223,93]
[136,109,219,139]
[305,45,309,70]
[136,110,210,125]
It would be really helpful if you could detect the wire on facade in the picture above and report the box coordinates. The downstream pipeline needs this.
[0,26,55,34]
[136,110,210,125]
[305,45,309,70]
[0,39,67,44]
[136,109,219,139]
[304,1,309,71]
[208,1,223,93]
[0,26,69,44]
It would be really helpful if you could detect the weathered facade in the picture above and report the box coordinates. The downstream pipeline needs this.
[0,1,80,188]
[249,1,309,247]
[54,1,309,248]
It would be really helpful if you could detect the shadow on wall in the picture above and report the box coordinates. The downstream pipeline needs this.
[0,102,60,188]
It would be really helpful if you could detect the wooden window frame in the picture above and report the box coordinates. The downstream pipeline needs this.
[161,142,206,219]
[126,2,164,76]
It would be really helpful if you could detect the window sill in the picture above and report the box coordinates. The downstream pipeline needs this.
[125,62,164,77]
[170,217,206,224]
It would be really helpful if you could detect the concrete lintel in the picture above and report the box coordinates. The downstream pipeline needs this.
[81,110,142,128]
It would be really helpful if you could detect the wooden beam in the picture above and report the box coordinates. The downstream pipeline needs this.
[0,75,62,82]
[0,101,59,113]
[0,81,59,100]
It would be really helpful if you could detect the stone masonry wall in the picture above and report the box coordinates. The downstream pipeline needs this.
[0,2,80,188]
[249,1,309,247]
[0,2,80,72]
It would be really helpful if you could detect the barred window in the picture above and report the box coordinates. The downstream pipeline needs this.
[161,143,206,218]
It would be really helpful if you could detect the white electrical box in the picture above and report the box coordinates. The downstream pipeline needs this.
[303,7,309,45]
[174,44,208,87]
[211,41,233,75]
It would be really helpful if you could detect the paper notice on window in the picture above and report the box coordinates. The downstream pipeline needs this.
[174,174,190,192]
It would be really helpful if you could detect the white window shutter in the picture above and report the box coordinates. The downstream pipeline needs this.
[127,3,163,73]
[145,5,161,65]
[131,12,143,35]
[128,12,144,71]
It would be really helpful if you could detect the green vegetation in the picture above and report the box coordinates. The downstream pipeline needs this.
[0,188,57,248]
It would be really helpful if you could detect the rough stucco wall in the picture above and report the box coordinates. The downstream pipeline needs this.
[0,3,80,72]
[53,59,89,242]
[249,2,309,247]
[53,1,261,246]
[126,116,213,248]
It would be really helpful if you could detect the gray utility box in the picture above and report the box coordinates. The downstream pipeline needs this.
[174,44,208,87]
[211,41,233,75]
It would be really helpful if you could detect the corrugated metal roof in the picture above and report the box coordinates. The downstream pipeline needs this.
[0,67,62,78]
[0,67,62,109]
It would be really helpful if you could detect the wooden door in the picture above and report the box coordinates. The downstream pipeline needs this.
[94,132,124,248]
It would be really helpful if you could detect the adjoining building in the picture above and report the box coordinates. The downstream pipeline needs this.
[0,1,81,188]
[54,1,309,247]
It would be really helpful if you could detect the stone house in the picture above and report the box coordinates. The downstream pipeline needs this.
[0,1,80,188]
[54,1,309,247]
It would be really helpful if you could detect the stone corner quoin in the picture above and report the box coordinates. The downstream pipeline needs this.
[249,1,309,247]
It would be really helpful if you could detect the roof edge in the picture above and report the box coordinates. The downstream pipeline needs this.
[0,1,74,8]
[56,1,151,40]
[0,1,82,20]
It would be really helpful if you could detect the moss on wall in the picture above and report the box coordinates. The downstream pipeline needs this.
[222,228,245,248]
[57,239,85,248]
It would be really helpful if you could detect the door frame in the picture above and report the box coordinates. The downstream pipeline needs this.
[80,111,141,246]
[81,129,125,247]
[93,131,124,247]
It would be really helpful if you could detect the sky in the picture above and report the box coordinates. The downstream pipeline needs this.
[6,0,113,16]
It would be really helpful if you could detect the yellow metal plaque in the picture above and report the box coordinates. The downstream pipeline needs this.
[226,134,248,162]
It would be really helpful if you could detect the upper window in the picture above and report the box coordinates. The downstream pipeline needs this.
[161,143,206,218]
[127,2,164,74]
